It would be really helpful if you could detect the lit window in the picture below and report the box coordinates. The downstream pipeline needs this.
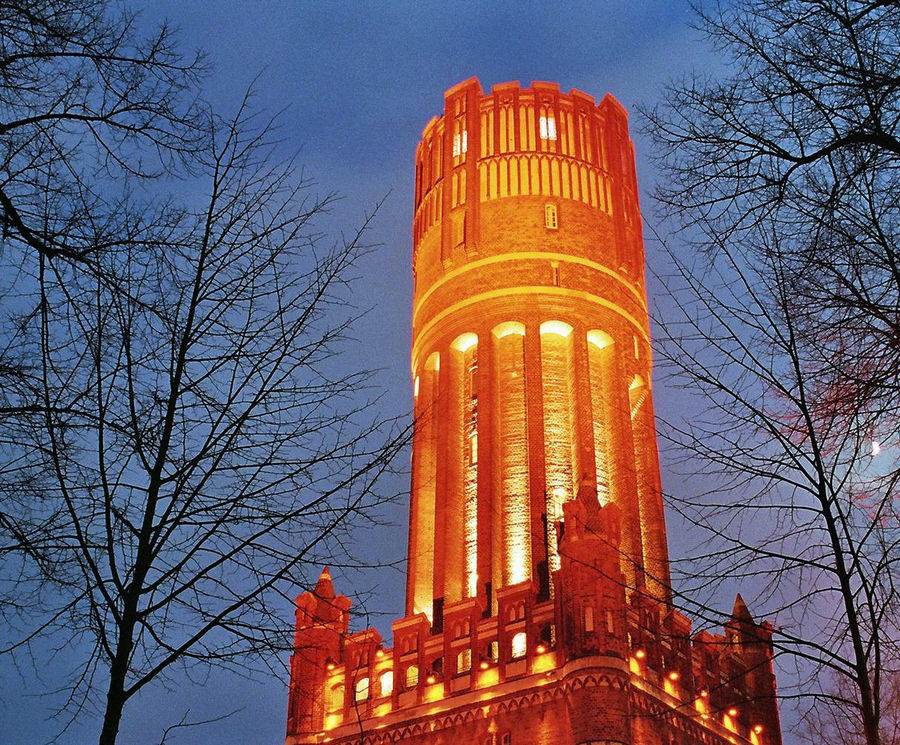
[723,710,737,733]
[405,665,419,688]
[489,640,499,661]
[329,684,344,712]
[544,204,558,230]
[511,632,527,659]
[457,648,471,672]
[539,116,557,141]
[354,676,370,702]
[584,605,595,632]
[379,670,393,696]
[453,131,468,157]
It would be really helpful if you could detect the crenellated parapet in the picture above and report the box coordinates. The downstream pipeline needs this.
[286,565,781,745]
[412,79,643,287]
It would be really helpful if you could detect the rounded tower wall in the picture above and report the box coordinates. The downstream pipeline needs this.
[406,79,669,623]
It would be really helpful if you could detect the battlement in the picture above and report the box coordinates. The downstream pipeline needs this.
[412,78,641,285]
[287,568,778,745]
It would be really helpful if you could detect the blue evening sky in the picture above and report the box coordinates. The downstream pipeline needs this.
[2,3,791,744]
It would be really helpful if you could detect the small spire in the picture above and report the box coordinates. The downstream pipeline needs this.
[314,566,335,599]
[732,593,754,623]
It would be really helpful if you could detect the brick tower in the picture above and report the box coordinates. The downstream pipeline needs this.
[286,78,782,745]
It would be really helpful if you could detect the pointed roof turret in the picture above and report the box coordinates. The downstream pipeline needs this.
[731,593,755,624]
[314,566,335,600]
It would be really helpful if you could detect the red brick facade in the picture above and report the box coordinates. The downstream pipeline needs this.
[286,79,782,745]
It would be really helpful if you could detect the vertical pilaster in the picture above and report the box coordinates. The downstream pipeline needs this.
[632,383,671,602]
[444,344,466,605]
[571,325,597,497]
[606,343,644,595]
[476,324,495,609]
[432,344,452,615]
[523,321,548,597]
[407,357,438,617]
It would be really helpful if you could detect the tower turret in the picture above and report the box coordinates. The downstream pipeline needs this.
[286,568,351,736]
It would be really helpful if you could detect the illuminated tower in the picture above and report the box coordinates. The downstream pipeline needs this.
[286,79,782,745]
[407,77,668,621]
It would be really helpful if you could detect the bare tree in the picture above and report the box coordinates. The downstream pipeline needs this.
[643,0,900,431]
[0,63,406,745]
[652,230,898,745]
[0,0,206,265]
[641,2,900,743]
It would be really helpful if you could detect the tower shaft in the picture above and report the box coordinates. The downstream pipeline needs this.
[407,78,670,623]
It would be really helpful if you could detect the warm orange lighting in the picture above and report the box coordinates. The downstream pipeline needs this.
[492,320,525,338]
[541,317,578,586]
[476,666,499,688]
[286,77,784,745]
[723,710,738,733]
[539,319,573,338]
[495,322,530,585]
[586,329,613,349]
[451,331,478,353]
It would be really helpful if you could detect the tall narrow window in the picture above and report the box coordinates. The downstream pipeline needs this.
[539,115,557,141]
[453,128,468,158]
[545,203,558,229]
[457,648,472,672]
[354,677,370,702]
[405,665,419,689]
[379,670,393,696]
[511,632,527,659]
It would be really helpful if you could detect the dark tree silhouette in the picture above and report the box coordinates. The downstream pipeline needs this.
[0,4,407,744]
[643,2,900,744]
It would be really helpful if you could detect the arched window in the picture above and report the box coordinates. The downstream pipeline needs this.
[379,670,393,696]
[354,676,370,702]
[584,605,595,632]
[544,203,558,230]
[539,110,557,141]
[511,631,527,659]
[405,664,419,689]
